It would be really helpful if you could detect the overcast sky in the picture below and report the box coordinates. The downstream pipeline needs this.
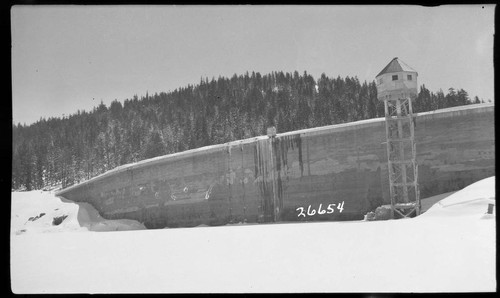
[11,5,495,125]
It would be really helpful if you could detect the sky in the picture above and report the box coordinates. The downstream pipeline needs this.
[11,5,495,126]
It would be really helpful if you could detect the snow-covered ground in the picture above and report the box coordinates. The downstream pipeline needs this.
[10,191,145,235]
[11,177,496,293]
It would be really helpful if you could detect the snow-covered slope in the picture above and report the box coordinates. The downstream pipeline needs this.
[420,177,495,218]
[11,191,145,235]
[10,177,495,293]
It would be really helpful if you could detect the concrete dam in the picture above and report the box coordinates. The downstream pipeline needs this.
[55,103,495,228]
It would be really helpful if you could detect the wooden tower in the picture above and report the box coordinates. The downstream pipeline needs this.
[376,57,421,218]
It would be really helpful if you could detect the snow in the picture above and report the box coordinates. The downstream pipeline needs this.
[11,177,496,293]
[11,191,145,235]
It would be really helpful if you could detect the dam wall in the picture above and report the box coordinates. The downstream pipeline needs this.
[56,103,495,228]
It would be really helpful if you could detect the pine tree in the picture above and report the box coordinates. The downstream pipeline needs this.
[143,131,166,159]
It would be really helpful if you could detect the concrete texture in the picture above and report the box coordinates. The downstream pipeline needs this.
[56,104,495,228]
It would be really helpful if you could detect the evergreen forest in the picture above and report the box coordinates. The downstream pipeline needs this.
[12,71,484,191]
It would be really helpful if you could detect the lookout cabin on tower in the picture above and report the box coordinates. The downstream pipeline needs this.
[376,57,418,102]
[376,57,421,219]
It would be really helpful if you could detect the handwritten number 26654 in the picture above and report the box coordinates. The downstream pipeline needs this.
[296,202,344,218]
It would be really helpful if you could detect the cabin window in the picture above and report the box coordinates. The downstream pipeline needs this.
[407,75,412,80]
[378,78,383,85]
[392,75,398,81]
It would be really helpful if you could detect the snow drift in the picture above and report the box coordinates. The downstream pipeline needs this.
[11,191,145,235]
[10,176,495,293]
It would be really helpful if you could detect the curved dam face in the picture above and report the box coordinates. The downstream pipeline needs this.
[55,104,495,228]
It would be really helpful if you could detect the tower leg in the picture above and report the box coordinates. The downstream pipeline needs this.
[396,99,409,203]
[384,100,395,219]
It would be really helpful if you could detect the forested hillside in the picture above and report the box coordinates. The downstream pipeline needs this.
[12,71,482,191]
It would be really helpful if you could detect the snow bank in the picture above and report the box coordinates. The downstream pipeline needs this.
[11,191,84,234]
[420,176,495,218]
[11,177,496,293]
[11,191,145,235]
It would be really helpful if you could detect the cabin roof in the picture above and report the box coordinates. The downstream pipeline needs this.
[376,57,417,77]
